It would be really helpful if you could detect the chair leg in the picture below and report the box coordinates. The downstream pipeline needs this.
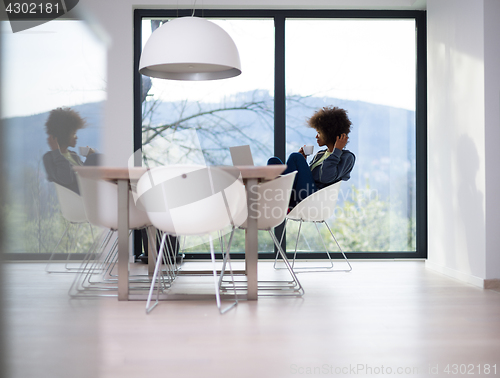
[218,231,229,287]
[315,221,334,268]
[292,221,352,273]
[323,221,352,272]
[280,220,352,273]
[45,223,70,273]
[269,230,304,296]
[68,229,119,297]
[165,235,178,280]
[146,227,169,284]
[210,232,238,314]
[273,219,288,270]
[89,232,119,283]
[75,223,97,272]
[75,228,114,286]
[47,222,98,274]
[291,220,303,269]
[220,229,301,296]
[218,231,239,286]
[105,230,138,279]
[66,223,97,271]
[62,223,83,270]
[146,232,168,314]
[150,230,176,280]
[292,221,335,271]
[146,226,157,277]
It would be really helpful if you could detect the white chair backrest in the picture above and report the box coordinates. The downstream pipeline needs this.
[53,183,87,223]
[240,171,297,230]
[287,181,342,222]
[76,175,150,230]
[136,165,247,236]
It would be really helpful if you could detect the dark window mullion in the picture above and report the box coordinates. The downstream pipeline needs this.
[274,14,286,162]
[274,14,286,255]
[133,10,144,259]
[415,12,428,258]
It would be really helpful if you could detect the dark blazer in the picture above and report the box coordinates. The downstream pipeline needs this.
[309,148,356,190]
[43,149,100,194]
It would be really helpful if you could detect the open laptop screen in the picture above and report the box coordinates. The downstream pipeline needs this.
[229,145,254,166]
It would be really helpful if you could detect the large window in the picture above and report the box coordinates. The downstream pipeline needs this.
[134,10,427,259]
[285,19,417,253]
[140,18,275,167]
[139,17,276,254]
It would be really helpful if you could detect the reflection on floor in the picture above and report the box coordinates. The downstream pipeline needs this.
[3,261,500,378]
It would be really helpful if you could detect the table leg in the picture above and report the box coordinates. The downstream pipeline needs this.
[245,178,259,300]
[117,180,129,301]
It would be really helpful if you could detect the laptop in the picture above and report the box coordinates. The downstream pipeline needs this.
[229,145,254,166]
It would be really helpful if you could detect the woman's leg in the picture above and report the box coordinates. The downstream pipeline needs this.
[285,153,316,206]
[267,157,283,166]
[268,153,316,207]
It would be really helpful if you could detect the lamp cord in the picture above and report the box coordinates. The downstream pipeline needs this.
[191,0,197,17]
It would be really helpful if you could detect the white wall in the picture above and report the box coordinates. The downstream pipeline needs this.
[427,0,500,285]
[82,0,136,167]
[484,0,500,280]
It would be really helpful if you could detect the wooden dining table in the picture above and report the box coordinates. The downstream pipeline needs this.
[74,164,286,301]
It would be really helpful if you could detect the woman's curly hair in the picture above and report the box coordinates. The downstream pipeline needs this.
[45,107,85,145]
[307,106,352,146]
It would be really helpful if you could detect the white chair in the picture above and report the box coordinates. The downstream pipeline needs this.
[234,172,303,296]
[275,181,352,272]
[46,183,94,273]
[136,165,247,314]
[77,176,151,231]
[69,174,153,297]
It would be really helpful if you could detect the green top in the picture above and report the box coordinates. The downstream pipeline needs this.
[310,150,332,171]
[61,151,81,166]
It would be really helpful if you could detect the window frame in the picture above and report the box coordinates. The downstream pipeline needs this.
[133,9,427,260]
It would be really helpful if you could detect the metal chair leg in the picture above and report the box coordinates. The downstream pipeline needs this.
[291,221,334,270]
[47,222,98,274]
[45,223,70,273]
[274,218,304,271]
[323,221,352,272]
[64,223,85,271]
[146,232,168,314]
[274,219,352,273]
[68,229,119,297]
[291,221,352,273]
[273,219,288,269]
[217,230,239,301]
[269,230,304,296]
[209,234,237,314]
[67,223,101,272]
[221,227,302,297]
[291,220,303,269]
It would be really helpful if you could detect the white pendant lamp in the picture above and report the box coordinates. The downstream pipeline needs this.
[139,17,242,81]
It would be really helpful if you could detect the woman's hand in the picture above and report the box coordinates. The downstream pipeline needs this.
[47,135,59,151]
[298,146,307,159]
[334,134,348,151]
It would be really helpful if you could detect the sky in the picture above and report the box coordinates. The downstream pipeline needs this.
[1,17,415,119]
[143,18,416,111]
[1,20,107,118]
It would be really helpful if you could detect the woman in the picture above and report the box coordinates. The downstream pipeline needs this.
[268,106,356,208]
[43,107,99,194]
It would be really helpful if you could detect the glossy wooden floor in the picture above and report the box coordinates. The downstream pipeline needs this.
[3,261,500,378]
